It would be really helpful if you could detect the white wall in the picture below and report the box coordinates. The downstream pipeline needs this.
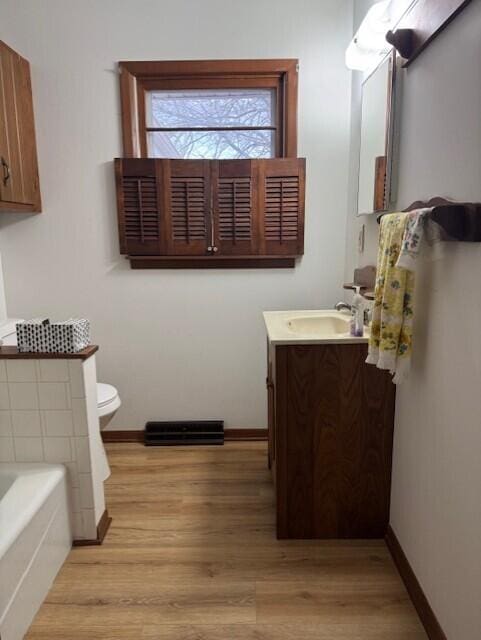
[347,2,481,638]
[0,0,353,429]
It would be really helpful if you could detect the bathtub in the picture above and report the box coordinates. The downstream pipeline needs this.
[0,464,72,640]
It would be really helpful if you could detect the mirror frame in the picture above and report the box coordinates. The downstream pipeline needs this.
[357,50,397,216]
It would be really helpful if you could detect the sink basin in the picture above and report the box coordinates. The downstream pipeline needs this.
[287,314,350,335]
[263,310,368,345]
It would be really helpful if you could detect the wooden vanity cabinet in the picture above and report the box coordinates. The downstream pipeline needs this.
[267,341,395,539]
[0,40,41,213]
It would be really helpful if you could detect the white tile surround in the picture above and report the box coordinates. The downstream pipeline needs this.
[0,354,105,540]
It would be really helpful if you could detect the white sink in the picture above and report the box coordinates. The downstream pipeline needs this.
[263,310,369,345]
[287,314,349,336]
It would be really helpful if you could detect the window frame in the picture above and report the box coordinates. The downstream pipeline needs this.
[118,59,298,160]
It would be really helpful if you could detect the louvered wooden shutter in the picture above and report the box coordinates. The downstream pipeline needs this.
[115,157,306,265]
[212,160,258,255]
[259,158,305,256]
[115,159,164,255]
[164,160,210,255]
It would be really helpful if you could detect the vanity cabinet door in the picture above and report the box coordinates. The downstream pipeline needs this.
[273,342,395,539]
[0,41,41,212]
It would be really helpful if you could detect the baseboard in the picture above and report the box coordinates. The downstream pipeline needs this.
[102,430,143,443]
[224,428,267,441]
[386,525,447,640]
[73,509,112,547]
[102,428,268,443]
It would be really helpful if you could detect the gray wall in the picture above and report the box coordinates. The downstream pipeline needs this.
[0,0,353,430]
[347,2,481,638]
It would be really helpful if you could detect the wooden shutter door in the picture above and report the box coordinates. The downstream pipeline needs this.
[258,158,305,256]
[164,160,210,256]
[212,160,258,256]
[115,158,164,255]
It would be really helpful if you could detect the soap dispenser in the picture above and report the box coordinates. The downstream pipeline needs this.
[350,286,364,337]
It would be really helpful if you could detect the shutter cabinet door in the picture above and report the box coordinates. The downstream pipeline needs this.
[212,160,258,256]
[258,158,305,256]
[164,160,210,256]
[115,158,164,255]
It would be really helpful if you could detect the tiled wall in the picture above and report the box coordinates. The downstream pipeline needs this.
[0,355,105,540]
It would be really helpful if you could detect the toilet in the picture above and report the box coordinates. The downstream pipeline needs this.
[97,382,121,429]
[0,319,120,479]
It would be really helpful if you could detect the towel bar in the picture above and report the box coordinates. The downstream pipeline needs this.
[376,197,481,242]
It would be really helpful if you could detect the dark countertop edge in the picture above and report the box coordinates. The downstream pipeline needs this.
[0,345,99,360]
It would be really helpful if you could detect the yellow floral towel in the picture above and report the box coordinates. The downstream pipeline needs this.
[366,213,416,384]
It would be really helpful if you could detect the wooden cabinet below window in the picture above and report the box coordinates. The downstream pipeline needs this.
[0,40,41,213]
[115,157,305,268]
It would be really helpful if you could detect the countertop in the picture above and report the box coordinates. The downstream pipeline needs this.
[0,345,99,360]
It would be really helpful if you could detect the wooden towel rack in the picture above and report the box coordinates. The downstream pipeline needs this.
[377,197,481,242]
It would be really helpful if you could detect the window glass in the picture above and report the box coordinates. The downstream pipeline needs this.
[147,129,274,159]
[146,89,276,158]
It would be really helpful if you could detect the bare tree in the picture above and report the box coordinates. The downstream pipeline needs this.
[148,90,275,159]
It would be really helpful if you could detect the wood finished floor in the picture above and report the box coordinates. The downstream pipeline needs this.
[26,442,427,639]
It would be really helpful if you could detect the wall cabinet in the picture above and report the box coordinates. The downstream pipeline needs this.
[267,341,395,539]
[0,41,41,213]
[115,157,305,268]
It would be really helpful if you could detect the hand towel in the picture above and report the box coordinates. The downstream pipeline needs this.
[396,207,447,268]
[366,212,415,384]
[396,208,430,270]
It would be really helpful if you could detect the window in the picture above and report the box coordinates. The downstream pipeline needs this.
[115,60,304,269]
[146,88,276,159]
[119,59,298,159]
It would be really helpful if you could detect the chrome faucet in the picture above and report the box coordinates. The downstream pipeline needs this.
[335,301,371,326]
[334,301,352,312]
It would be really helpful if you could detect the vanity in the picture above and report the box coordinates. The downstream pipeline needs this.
[264,310,395,539]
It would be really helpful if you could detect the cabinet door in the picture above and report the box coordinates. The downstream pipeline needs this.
[116,158,211,256]
[212,160,258,255]
[258,158,305,256]
[164,159,211,256]
[0,41,41,209]
[0,43,23,204]
[115,158,165,255]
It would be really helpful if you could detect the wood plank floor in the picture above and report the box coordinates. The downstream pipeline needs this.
[26,442,427,639]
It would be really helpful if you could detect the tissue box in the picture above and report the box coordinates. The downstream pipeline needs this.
[16,319,90,353]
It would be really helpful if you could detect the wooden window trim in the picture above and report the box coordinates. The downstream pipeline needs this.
[119,59,298,160]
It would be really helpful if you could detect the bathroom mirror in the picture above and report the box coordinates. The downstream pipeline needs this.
[357,51,396,216]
